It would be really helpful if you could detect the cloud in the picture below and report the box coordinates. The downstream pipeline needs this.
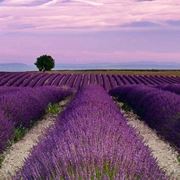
[0,0,180,32]
[68,51,180,63]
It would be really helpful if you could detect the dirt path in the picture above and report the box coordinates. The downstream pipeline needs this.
[0,98,70,179]
[118,102,180,179]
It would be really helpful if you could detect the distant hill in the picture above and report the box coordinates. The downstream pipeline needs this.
[0,61,179,72]
[54,61,180,70]
[0,63,35,72]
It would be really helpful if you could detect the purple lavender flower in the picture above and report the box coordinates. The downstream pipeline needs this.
[15,85,167,179]
[110,85,180,153]
[157,83,180,95]
[0,110,14,153]
[0,86,73,154]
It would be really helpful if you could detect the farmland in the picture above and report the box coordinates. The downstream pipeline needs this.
[0,71,180,179]
[0,71,180,90]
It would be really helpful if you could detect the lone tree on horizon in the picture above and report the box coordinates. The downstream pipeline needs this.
[34,55,55,72]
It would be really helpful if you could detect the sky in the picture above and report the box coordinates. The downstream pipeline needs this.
[0,0,180,65]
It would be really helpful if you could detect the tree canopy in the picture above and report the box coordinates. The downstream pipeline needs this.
[34,55,55,72]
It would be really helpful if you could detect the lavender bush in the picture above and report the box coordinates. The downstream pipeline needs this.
[0,86,73,153]
[15,85,166,179]
[0,110,14,153]
[156,83,180,95]
[0,87,20,96]
[0,86,72,128]
[110,85,180,152]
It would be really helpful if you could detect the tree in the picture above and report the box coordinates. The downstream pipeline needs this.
[34,55,55,72]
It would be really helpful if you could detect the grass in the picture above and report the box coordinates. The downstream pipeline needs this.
[59,162,143,179]
[11,103,62,144]
[121,102,132,112]
[46,103,61,115]
[0,154,5,168]
[0,126,29,167]
[113,97,132,112]
[177,155,180,164]
[0,101,67,168]
[12,126,28,143]
[63,162,118,180]
[0,126,28,167]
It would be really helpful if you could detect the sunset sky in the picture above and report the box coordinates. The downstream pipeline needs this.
[0,0,180,65]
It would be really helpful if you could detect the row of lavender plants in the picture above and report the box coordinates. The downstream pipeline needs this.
[0,86,72,153]
[109,85,180,153]
[0,72,179,90]
[15,85,167,179]
[156,83,180,95]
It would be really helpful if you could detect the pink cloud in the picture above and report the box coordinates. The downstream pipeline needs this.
[0,0,180,65]
[58,51,180,63]
[0,0,180,32]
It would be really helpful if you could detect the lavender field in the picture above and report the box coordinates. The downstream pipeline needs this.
[0,72,180,179]
[0,72,180,90]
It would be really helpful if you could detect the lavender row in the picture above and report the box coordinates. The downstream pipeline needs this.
[0,86,73,153]
[0,72,180,90]
[0,110,14,153]
[15,85,166,179]
[156,83,180,95]
[109,85,180,152]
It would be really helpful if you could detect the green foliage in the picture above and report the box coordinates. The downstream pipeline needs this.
[95,167,102,179]
[46,103,60,115]
[134,174,142,180]
[102,162,117,180]
[34,55,55,72]
[177,155,180,164]
[121,102,132,112]
[0,154,5,168]
[12,126,27,143]
[66,162,117,180]
[0,126,29,166]
[90,163,117,180]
